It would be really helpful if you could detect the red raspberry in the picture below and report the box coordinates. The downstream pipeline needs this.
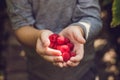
[62,52,71,62]
[64,38,70,44]
[67,43,74,50]
[57,36,65,45]
[48,33,75,62]
[53,43,58,49]
[49,42,58,49]
[49,42,55,48]
[49,34,59,43]
[70,52,76,57]
[56,45,70,53]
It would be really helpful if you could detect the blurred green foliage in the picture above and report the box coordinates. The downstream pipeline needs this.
[111,0,120,27]
[100,0,120,27]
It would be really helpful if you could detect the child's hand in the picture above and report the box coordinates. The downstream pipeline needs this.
[59,26,86,67]
[36,30,64,67]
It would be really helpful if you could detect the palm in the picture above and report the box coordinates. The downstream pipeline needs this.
[59,26,86,67]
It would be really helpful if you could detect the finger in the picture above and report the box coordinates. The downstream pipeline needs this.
[73,30,86,44]
[41,30,53,47]
[54,56,63,62]
[45,47,62,56]
[36,38,62,56]
[70,51,84,62]
[63,62,68,67]
[67,60,80,67]
[53,62,64,68]
[42,55,63,62]
[36,38,45,55]
[71,44,84,62]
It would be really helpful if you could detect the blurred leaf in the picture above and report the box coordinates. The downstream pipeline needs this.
[111,0,120,27]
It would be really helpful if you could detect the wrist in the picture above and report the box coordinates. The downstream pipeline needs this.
[69,24,85,38]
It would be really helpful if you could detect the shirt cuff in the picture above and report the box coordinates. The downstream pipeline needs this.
[70,22,91,40]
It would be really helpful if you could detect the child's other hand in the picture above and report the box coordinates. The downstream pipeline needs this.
[59,26,86,67]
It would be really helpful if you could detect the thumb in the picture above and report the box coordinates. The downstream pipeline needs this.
[73,30,86,44]
[41,30,53,47]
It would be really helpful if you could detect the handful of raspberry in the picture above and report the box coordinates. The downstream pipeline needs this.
[49,34,76,62]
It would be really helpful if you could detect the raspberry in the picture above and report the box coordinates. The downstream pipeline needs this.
[49,42,55,48]
[64,38,70,44]
[48,33,76,62]
[49,34,59,43]
[62,52,71,62]
[53,43,58,49]
[70,52,76,57]
[57,36,65,45]
[67,43,74,50]
[56,45,70,53]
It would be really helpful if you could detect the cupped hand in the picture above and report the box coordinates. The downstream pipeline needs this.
[36,30,64,67]
[59,25,86,67]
